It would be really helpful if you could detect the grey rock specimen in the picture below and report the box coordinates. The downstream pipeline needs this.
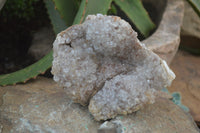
[0,77,199,132]
[52,14,176,121]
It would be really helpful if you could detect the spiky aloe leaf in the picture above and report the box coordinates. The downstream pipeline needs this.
[0,51,53,86]
[186,0,200,17]
[52,0,78,26]
[73,0,112,24]
[114,0,155,37]
[107,3,117,15]
[44,0,67,34]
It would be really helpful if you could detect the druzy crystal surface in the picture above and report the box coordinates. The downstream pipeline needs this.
[52,14,175,121]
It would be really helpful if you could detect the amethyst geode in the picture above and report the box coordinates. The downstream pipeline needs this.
[51,14,175,121]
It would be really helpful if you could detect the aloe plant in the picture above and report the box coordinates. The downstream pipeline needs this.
[186,0,200,17]
[0,0,159,86]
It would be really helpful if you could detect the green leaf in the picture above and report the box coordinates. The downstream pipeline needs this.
[52,0,78,26]
[186,0,200,17]
[107,3,117,15]
[114,0,155,37]
[0,51,53,86]
[44,0,67,34]
[73,0,112,24]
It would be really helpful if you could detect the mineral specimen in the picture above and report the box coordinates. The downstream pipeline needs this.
[52,14,175,121]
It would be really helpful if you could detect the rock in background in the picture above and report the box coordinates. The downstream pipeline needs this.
[168,50,200,126]
[181,0,200,39]
[142,0,184,64]
[0,77,199,132]
[28,27,55,60]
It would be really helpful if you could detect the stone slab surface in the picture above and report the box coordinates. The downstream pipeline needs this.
[100,98,199,133]
[0,77,199,132]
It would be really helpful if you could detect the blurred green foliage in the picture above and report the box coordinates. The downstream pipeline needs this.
[1,0,39,21]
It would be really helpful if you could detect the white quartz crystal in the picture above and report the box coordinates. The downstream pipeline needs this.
[51,14,175,121]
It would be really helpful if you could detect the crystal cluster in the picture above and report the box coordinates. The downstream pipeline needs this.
[51,14,175,121]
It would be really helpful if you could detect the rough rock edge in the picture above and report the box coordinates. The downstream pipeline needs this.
[143,0,184,64]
